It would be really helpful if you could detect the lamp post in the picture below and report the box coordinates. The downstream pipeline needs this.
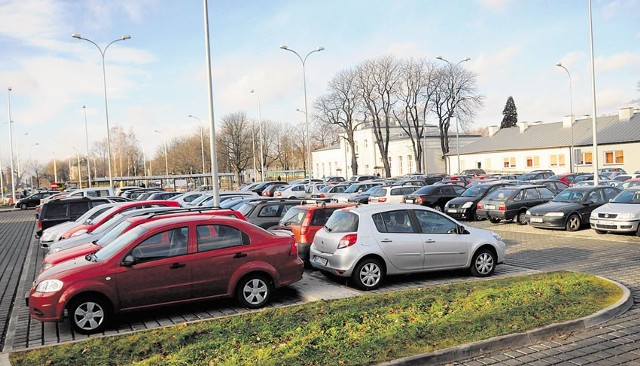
[187,115,206,174]
[436,56,470,175]
[82,106,92,187]
[72,33,131,189]
[154,130,169,176]
[279,45,324,182]
[556,63,575,173]
[7,88,16,204]
[0,121,9,204]
[588,0,599,185]
[249,90,265,182]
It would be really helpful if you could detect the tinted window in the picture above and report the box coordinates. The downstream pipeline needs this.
[487,188,517,200]
[373,210,414,233]
[453,186,466,195]
[236,203,255,216]
[132,227,189,260]
[258,204,280,217]
[587,190,605,204]
[45,203,67,218]
[539,188,555,199]
[280,207,307,226]
[414,210,457,234]
[414,186,436,195]
[612,190,640,204]
[370,188,386,197]
[324,211,358,233]
[524,188,541,200]
[197,224,244,251]
[69,202,89,217]
[603,188,620,201]
[311,208,340,226]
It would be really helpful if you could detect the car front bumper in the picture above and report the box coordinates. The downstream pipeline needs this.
[590,218,640,233]
[526,215,566,229]
[445,207,474,220]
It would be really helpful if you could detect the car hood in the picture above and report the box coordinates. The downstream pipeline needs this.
[47,233,97,252]
[40,221,80,241]
[36,253,101,282]
[45,243,101,266]
[592,202,640,216]
[528,201,584,214]
[447,196,479,205]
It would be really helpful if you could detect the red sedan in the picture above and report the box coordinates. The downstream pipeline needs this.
[28,215,303,334]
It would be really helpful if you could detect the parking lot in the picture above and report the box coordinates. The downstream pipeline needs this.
[3,208,640,365]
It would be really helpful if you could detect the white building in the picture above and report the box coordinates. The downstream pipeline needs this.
[312,122,481,179]
[448,107,640,175]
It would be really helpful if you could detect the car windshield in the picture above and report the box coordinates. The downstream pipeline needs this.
[461,185,489,197]
[611,190,640,204]
[486,188,516,200]
[91,213,127,235]
[88,205,121,225]
[369,187,386,197]
[553,189,586,202]
[220,198,244,209]
[320,185,333,193]
[189,194,211,206]
[517,173,536,180]
[344,185,361,193]
[236,203,255,216]
[280,207,307,226]
[94,225,147,261]
[96,220,133,247]
[77,205,113,223]
[324,211,358,233]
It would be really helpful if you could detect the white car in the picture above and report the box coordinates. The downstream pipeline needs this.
[274,184,309,199]
[367,185,420,204]
[39,203,117,247]
[331,182,383,203]
[590,187,640,235]
[309,204,506,290]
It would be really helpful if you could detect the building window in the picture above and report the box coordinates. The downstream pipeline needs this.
[322,163,325,177]
[364,139,368,148]
[550,154,565,167]
[328,162,332,174]
[580,152,593,165]
[398,156,403,175]
[503,157,516,168]
[526,156,540,168]
[407,155,412,173]
[355,142,359,153]
[365,165,369,173]
[604,150,624,165]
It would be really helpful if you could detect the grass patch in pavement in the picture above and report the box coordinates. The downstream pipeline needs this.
[10,271,621,366]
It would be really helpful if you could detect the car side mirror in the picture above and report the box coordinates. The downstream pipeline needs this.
[122,255,137,267]
[583,200,594,205]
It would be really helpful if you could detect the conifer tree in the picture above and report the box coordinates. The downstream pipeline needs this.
[500,96,518,128]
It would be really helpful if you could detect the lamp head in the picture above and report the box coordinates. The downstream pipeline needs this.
[464,57,471,62]
[122,35,131,41]
[250,89,255,94]
[436,56,444,60]
[556,62,563,67]
[317,46,325,51]
[279,45,288,50]
[71,33,81,39]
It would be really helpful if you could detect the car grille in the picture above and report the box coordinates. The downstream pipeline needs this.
[448,203,460,209]
[595,224,617,229]
[597,213,618,219]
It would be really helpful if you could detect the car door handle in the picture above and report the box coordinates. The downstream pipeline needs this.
[170,262,186,269]
[380,239,393,243]
[424,239,435,244]
[233,252,247,258]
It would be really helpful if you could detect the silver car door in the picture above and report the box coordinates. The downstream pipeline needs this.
[413,209,469,268]
[372,210,424,271]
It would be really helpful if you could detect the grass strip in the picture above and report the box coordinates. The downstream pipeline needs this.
[10,271,621,366]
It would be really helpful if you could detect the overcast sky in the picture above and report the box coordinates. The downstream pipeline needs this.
[0,0,638,166]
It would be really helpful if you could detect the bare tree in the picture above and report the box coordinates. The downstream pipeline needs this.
[273,123,296,171]
[290,122,309,173]
[357,55,401,177]
[219,112,253,183]
[431,63,483,172]
[314,68,363,176]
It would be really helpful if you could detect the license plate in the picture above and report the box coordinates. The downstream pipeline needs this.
[312,255,328,266]
[596,220,614,226]
[485,204,495,210]
[447,208,457,213]
[530,217,543,223]
[405,199,414,204]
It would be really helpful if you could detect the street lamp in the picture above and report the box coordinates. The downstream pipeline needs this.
[82,106,92,187]
[249,90,265,182]
[436,56,471,175]
[188,115,206,174]
[556,63,575,173]
[7,88,16,204]
[154,130,169,176]
[72,33,131,189]
[279,45,325,182]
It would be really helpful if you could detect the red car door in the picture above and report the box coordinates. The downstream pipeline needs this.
[115,227,192,310]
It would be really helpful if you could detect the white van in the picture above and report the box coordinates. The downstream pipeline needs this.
[67,187,114,198]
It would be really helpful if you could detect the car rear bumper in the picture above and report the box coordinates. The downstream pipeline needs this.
[308,246,358,277]
[590,219,639,233]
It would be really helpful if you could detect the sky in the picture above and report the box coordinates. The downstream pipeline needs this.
[0,0,639,168]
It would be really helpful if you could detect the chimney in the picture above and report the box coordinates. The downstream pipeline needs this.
[619,107,634,122]
[488,126,499,137]
[519,122,529,133]
[563,115,575,128]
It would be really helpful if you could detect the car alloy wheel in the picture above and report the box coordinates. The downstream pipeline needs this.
[565,214,581,231]
[470,249,496,277]
[352,258,384,291]
[434,205,443,212]
[69,296,110,334]
[237,274,272,309]
[20,203,27,210]
[517,211,527,225]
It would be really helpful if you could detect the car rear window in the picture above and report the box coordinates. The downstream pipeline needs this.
[44,203,67,218]
[310,208,341,226]
[324,211,358,233]
[486,188,517,200]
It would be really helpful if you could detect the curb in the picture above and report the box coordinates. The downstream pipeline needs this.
[379,276,633,366]
[0,353,10,366]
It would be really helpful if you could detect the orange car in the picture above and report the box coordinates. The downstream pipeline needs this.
[277,202,355,266]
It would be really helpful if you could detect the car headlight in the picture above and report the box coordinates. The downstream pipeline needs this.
[461,202,473,209]
[618,213,639,220]
[71,229,87,237]
[526,210,531,216]
[35,279,63,293]
[490,231,502,241]
[42,263,53,271]
[544,212,564,217]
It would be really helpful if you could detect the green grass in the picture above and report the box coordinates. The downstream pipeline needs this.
[10,271,621,366]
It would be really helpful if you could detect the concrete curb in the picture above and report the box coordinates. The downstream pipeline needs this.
[0,353,11,366]
[379,276,633,366]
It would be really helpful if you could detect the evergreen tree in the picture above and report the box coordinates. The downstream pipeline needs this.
[500,96,518,128]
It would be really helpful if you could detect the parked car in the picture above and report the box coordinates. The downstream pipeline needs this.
[249,181,283,196]
[590,187,640,235]
[573,173,610,185]
[145,191,182,200]
[526,186,621,231]
[331,182,383,203]
[476,185,555,224]
[171,191,207,207]
[368,185,420,204]
[59,200,182,239]
[276,202,355,265]
[323,176,347,184]
[274,184,309,199]
[122,188,164,200]
[261,182,289,197]
[309,204,505,290]
[348,186,384,204]
[43,208,247,271]
[437,175,471,187]
[599,167,627,176]
[549,173,580,186]
[14,191,58,210]
[402,184,466,211]
[445,181,517,221]
[39,203,118,247]
[66,187,114,198]
[616,178,640,190]
[529,179,570,195]
[36,197,112,239]
[348,175,378,183]
[304,183,328,199]
[310,184,350,200]
[134,190,165,201]
[460,169,486,176]
[28,215,304,334]
[517,170,555,181]
[236,199,306,229]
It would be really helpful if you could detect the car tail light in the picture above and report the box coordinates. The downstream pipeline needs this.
[416,197,424,203]
[276,192,282,197]
[319,194,326,198]
[37,220,42,231]
[368,197,373,202]
[289,240,298,256]
[477,203,483,210]
[378,197,387,203]
[499,203,506,211]
[402,197,406,203]
[301,213,312,235]
[337,234,358,249]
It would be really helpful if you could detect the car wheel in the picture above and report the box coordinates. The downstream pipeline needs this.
[565,214,581,231]
[595,229,607,234]
[470,248,496,277]
[516,211,528,225]
[237,274,273,309]
[20,203,28,210]
[489,217,501,223]
[352,258,384,291]
[472,210,481,221]
[68,296,111,335]
[433,205,443,212]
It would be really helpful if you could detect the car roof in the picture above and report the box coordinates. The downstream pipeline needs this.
[136,214,246,230]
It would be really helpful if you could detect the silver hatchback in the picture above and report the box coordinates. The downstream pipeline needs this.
[310,204,506,290]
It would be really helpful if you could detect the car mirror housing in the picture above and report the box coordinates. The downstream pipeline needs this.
[122,255,137,267]
[583,200,594,205]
